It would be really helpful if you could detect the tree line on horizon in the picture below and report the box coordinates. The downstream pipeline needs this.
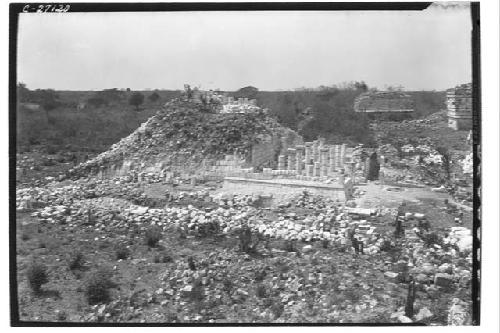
[16,82,445,153]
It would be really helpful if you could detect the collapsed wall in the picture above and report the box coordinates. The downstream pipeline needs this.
[67,99,302,180]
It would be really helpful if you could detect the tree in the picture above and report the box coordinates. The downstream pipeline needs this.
[234,86,259,100]
[148,91,160,103]
[354,81,368,92]
[17,82,31,103]
[129,92,144,111]
[32,89,60,120]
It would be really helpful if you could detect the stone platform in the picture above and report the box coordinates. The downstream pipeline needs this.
[220,176,346,204]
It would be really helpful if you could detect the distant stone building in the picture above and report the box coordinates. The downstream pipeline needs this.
[446,83,472,130]
[353,91,414,120]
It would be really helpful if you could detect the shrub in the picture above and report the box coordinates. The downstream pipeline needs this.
[283,239,299,253]
[68,251,85,270]
[237,226,260,254]
[26,262,48,294]
[322,239,329,249]
[222,277,233,294]
[379,239,393,252]
[254,268,266,282]
[255,284,267,298]
[84,267,115,304]
[270,301,284,319]
[115,244,130,260]
[145,225,162,247]
[190,279,205,302]
[423,232,442,247]
[153,250,173,263]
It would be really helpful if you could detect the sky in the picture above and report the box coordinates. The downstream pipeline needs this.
[17,4,472,91]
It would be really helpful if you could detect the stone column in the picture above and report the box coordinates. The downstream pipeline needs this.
[312,141,319,164]
[304,142,312,165]
[329,146,336,173]
[320,147,329,177]
[340,144,347,168]
[313,162,320,177]
[295,145,304,174]
[334,145,341,169]
[287,148,296,171]
[278,155,286,170]
[306,164,314,177]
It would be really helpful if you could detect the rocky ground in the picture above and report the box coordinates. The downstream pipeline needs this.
[14,105,474,324]
[370,111,473,206]
[16,173,473,324]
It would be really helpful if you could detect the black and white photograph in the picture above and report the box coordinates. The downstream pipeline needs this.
[8,1,494,327]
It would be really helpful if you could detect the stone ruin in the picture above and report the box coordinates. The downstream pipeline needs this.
[354,91,414,120]
[446,83,472,131]
[182,84,263,115]
[221,138,358,202]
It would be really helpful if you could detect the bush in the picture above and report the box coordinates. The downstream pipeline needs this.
[424,232,442,247]
[222,277,233,294]
[153,250,173,263]
[129,92,145,111]
[283,240,300,255]
[190,279,205,302]
[46,145,59,155]
[26,262,48,294]
[270,301,284,319]
[115,243,130,260]
[148,92,160,103]
[237,226,260,254]
[144,225,162,247]
[84,267,115,304]
[68,251,85,270]
[322,239,329,249]
[255,284,268,298]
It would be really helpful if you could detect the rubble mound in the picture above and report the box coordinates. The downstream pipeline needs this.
[67,99,299,178]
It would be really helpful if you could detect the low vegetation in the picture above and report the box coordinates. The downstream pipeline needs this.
[84,267,115,305]
[26,262,48,294]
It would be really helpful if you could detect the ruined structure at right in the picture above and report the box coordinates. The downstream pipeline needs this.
[353,91,415,121]
[446,83,472,131]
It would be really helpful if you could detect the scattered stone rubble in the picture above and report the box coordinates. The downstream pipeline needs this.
[370,112,473,205]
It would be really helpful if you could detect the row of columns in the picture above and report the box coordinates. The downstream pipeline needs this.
[277,142,347,177]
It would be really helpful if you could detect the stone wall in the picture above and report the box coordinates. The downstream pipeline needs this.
[354,91,414,113]
[447,83,472,131]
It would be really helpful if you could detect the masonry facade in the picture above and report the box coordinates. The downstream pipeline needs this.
[446,83,472,131]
